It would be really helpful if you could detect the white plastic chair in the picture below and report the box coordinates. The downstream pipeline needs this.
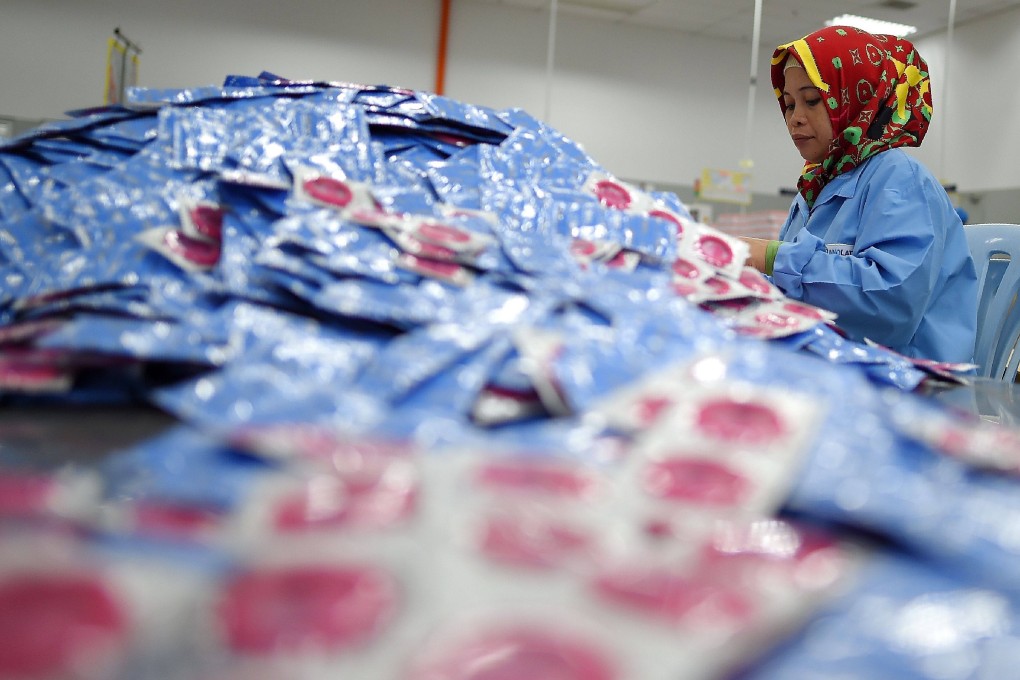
[964,223,1020,381]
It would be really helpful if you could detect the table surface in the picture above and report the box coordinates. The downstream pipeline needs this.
[929,375,1020,425]
[0,404,177,471]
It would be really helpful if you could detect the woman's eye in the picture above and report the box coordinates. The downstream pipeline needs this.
[805,98,821,107]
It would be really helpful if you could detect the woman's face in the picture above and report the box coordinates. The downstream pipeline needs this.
[782,66,834,164]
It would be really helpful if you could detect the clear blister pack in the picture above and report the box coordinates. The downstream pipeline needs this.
[679,221,750,281]
[0,525,226,680]
[592,354,825,521]
[405,447,858,680]
[225,424,422,541]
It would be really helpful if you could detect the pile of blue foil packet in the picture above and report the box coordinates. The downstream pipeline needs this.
[0,72,1018,680]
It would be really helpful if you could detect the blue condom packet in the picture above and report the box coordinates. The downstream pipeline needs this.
[362,335,518,450]
[149,303,386,429]
[0,210,72,272]
[781,371,1020,597]
[397,91,514,139]
[100,424,278,511]
[42,151,199,251]
[307,275,452,329]
[124,83,321,110]
[425,145,484,208]
[0,107,140,152]
[45,152,128,188]
[28,138,98,164]
[34,312,232,366]
[486,343,542,394]
[743,548,1020,680]
[557,200,677,263]
[354,278,549,404]
[162,95,378,185]
[260,212,405,284]
[16,285,161,322]
[0,152,49,208]
[559,280,734,411]
[480,189,578,279]
[152,351,388,430]
[648,190,694,220]
[0,158,30,220]
[254,239,409,298]
[85,113,159,150]
[800,324,925,390]
[496,107,597,173]
[271,101,379,182]
[214,185,299,308]
[353,88,417,111]
[475,127,566,190]
[160,106,233,173]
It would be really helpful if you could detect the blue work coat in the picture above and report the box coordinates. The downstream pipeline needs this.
[772,149,978,363]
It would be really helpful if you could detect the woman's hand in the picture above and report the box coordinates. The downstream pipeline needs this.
[739,237,773,273]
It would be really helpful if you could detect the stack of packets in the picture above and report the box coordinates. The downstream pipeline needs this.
[0,72,1018,679]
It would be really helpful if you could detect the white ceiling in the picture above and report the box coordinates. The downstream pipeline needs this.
[463,0,1020,46]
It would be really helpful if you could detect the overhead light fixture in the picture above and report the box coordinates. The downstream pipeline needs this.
[825,14,917,37]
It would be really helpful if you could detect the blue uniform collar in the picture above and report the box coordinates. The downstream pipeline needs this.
[805,155,877,212]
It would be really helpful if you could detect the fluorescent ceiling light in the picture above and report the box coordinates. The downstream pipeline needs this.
[825,14,917,37]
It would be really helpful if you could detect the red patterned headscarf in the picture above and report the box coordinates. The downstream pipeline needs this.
[770,25,933,208]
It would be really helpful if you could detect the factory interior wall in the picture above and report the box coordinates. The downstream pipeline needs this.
[2,0,1018,220]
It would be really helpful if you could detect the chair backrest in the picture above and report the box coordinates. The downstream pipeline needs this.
[965,223,1020,381]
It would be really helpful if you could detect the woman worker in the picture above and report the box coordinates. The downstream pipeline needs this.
[740,25,977,364]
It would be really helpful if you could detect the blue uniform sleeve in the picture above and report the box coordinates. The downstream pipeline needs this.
[771,156,944,350]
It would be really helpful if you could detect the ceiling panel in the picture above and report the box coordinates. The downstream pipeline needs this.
[465,0,1020,46]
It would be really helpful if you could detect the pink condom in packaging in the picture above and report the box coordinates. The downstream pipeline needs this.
[695,234,735,268]
[270,456,418,533]
[215,563,399,655]
[0,572,128,679]
[0,355,73,392]
[642,456,752,507]
[186,201,225,241]
[0,469,98,522]
[593,180,632,210]
[395,251,475,286]
[694,394,787,445]
[669,253,713,299]
[647,208,687,240]
[136,227,222,271]
[227,425,420,534]
[681,223,749,280]
[591,562,756,627]
[412,218,491,253]
[477,508,597,570]
[730,299,834,340]
[603,248,641,272]
[467,456,605,570]
[470,384,548,426]
[303,175,355,207]
[581,171,654,214]
[406,623,618,680]
[602,358,823,518]
[474,458,598,500]
[290,164,378,214]
[737,266,783,300]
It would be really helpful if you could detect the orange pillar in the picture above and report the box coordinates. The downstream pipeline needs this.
[435,0,452,95]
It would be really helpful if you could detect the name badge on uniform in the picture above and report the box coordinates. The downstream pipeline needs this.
[825,243,854,256]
